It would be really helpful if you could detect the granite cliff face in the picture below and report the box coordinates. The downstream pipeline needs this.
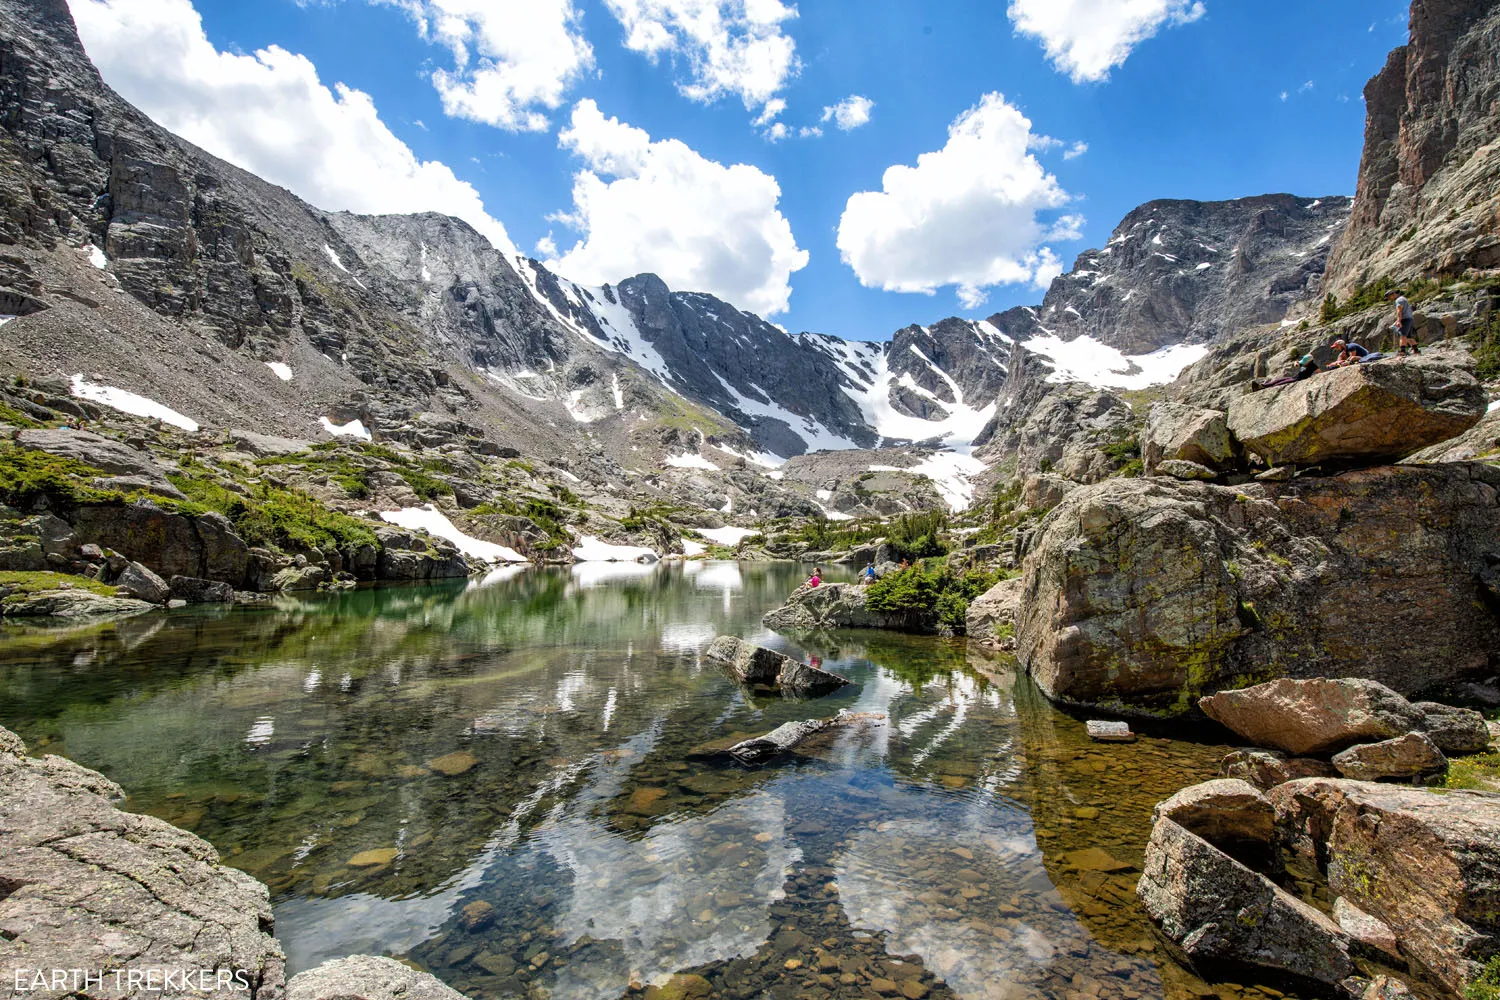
[1325,0,1500,295]
[1034,196,1351,355]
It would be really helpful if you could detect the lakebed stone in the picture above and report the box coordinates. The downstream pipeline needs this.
[1226,357,1486,466]
[1016,467,1500,717]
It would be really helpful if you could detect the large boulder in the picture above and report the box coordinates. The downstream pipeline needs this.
[1016,466,1500,717]
[287,956,466,1000]
[0,726,286,1000]
[1151,778,1275,847]
[1137,817,1353,984]
[115,560,171,604]
[1143,402,1236,475]
[1200,678,1426,755]
[1271,778,1500,995]
[965,576,1022,643]
[1226,358,1487,467]
[705,635,850,696]
[169,575,234,604]
[762,582,931,632]
[1331,732,1448,782]
[68,502,251,586]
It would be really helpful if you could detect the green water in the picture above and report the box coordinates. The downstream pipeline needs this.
[0,562,1287,1000]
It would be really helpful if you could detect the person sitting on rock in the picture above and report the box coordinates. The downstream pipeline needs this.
[1328,339,1371,367]
[1388,289,1421,356]
[1256,353,1320,389]
[807,567,822,588]
[863,562,876,585]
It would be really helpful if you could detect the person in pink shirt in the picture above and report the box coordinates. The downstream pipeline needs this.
[807,567,822,588]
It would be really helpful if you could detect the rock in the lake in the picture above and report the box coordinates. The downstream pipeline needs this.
[115,560,171,604]
[1226,357,1486,467]
[1143,403,1236,475]
[965,577,1022,644]
[1200,678,1426,755]
[0,726,286,1000]
[287,955,467,1000]
[0,588,156,619]
[699,711,885,764]
[169,575,234,604]
[1137,818,1353,984]
[1413,701,1491,756]
[1271,778,1500,995]
[1016,467,1500,717]
[705,635,851,695]
[1152,779,1275,847]
[1086,720,1136,743]
[763,582,937,633]
[1332,732,1447,781]
[1219,749,1337,791]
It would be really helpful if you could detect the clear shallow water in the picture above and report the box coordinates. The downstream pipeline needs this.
[0,563,1295,1000]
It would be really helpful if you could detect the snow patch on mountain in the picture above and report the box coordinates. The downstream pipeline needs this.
[1025,335,1210,391]
[320,416,373,441]
[381,506,526,563]
[70,375,199,431]
[265,362,293,381]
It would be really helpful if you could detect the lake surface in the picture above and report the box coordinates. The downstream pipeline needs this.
[0,562,1293,1000]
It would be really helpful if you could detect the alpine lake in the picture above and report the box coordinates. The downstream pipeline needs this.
[0,562,1308,1000]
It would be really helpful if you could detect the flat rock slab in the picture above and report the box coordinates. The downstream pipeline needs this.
[1086,720,1136,742]
[0,726,286,1000]
[1200,678,1425,755]
[1,589,156,619]
[706,635,850,696]
[1227,357,1486,466]
[16,427,173,484]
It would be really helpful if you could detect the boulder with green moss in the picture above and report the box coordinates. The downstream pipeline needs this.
[1015,465,1500,717]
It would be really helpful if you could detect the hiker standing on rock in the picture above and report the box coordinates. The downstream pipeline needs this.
[1388,289,1421,356]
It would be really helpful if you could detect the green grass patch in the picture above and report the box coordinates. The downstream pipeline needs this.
[0,570,116,597]
[1446,752,1500,792]
[0,401,41,429]
[471,495,574,552]
[1466,955,1500,1000]
[168,459,377,554]
[0,447,119,508]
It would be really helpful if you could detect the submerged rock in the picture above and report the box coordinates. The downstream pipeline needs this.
[1085,720,1136,743]
[705,635,851,696]
[1226,357,1486,466]
[0,588,156,619]
[1137,817,1353,984]
[1016,467,1500,717]
[1271,778,1500,994]
[1199,678,1426,755]
[0,726,286,1000]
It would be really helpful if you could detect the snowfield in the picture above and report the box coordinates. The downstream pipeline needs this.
[70,375,199,431]
[573,536,659,563]
[665,453,720,471]
[320,416,373,441]
[380,506,526,563]
[1024,335,1210,391]
[265,362,293,381]
[697,526,759,546]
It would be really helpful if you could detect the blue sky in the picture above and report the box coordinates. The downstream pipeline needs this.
[72,0,1411,342]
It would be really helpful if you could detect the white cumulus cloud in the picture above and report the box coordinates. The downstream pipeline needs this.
[602,0,800,113]
[548,100,808,316]
[69,0,517,252]
[821,95,874,131]
[382,0,594,131]
[1008,0,1205,83]
[836,93,1079,309]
